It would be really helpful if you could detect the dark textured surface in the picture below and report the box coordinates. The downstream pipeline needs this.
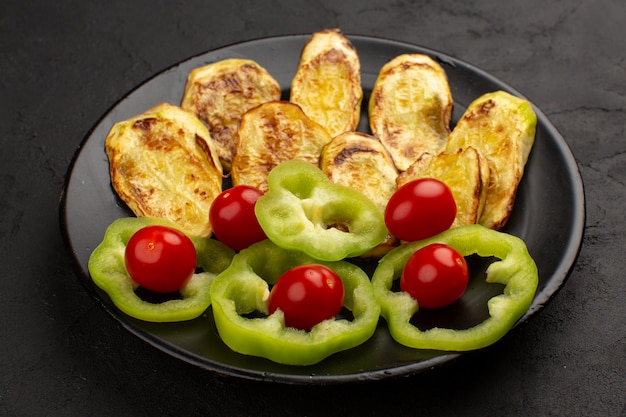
[1,1,624,416]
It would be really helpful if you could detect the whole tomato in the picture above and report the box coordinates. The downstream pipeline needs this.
[400,243,469,309]
[124,225,197,293]
[268,264,345,331]
[385,178,456,242]
[209,185,267,251]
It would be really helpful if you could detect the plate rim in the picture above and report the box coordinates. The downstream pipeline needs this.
[59,33,586,385]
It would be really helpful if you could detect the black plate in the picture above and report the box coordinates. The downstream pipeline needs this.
[60,34,585,384]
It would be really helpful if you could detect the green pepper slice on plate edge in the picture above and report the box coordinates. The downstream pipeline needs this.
[88,217,235,323]
[372,224,538,351]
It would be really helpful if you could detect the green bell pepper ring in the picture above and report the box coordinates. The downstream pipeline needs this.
[88,217,235,322]
[210,239,381,365]
[254,159,388,261]
[372,224,538,351]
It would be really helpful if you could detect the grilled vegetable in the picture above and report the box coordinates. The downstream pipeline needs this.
[320,131,399,257]
[290,28,363,138]
[105,103,222,237]
[444,91,537,230]
[397,146,490,228]
[369,54,453,171]
[230,101,333,193]
[181,58,281,171]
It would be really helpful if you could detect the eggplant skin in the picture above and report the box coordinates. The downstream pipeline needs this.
[181,58,281,172]
[231,101,333,193]
[369,53,453,171]
[444,91,537,230]
[290,28,363,138]
[320,131,399,257]
[397,147,490,228]
[105,103,223,238]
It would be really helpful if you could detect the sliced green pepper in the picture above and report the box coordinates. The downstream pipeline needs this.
[210,239,381,365]
[88,217,235,322]
[254,159,388,261]
[372,224,538,351]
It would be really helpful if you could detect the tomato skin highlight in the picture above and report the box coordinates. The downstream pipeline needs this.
[384,178,456,242]
[209,185,267,251]
[124,225,197,293]
[400,243,469,309]
[268,264,345,331]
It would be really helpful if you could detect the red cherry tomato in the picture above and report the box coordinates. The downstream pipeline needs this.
[268,264,345,331]
[209,185,267,251]
[384,178,456,242]
[124,225,197,293]
[400,243,469,309]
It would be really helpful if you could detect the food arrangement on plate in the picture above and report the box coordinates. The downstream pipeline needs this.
[88,28,539,366]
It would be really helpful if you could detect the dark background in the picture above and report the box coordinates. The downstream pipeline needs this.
[1,1,624,416]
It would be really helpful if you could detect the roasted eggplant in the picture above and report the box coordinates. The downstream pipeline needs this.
[290,28,362,138]
[105,103,223,237]
[369,53,453,171]
[444,91,537,230]
[181,58,281,171]
[231,101,333,192]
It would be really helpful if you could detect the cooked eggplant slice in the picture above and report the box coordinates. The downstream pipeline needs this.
[397,147,490,228]
[290,28,363,138]
[181,58,281,171]
[369,53,453,171]
[444,91,537,230]
[105,103,222,237]
[320,131,399,257]
[231,101,333,192]
[321,131,398,213]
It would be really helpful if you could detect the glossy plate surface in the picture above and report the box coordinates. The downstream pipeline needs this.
[61,35,585,384]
